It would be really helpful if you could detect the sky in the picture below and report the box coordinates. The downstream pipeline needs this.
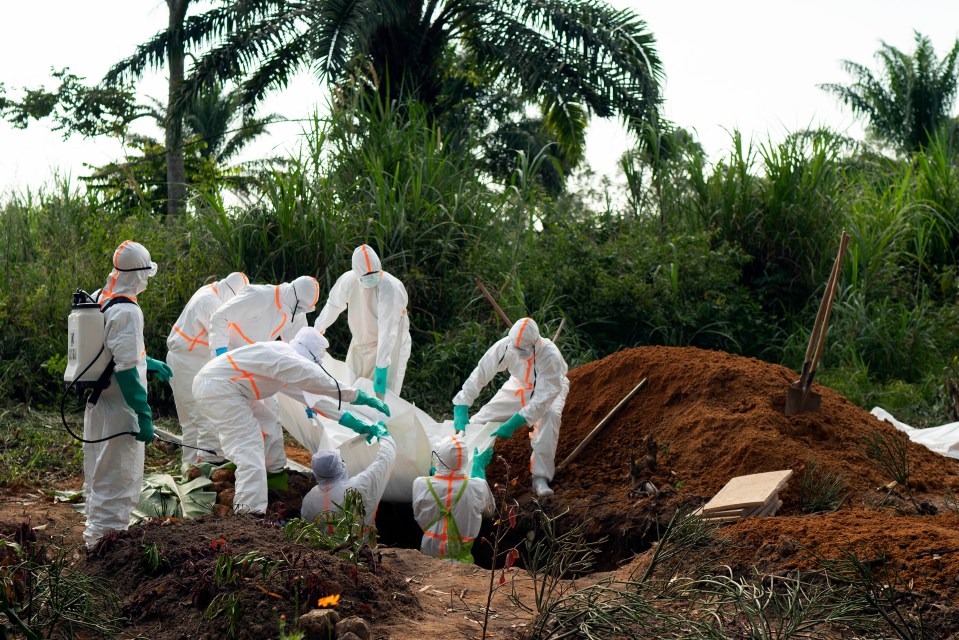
[2,1,959,196]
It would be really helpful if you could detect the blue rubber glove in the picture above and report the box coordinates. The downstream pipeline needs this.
[115,368,154,443]
[146,356,173,382]
[352,389,391,417]
[339,412,374,438]
[215,347,228,356]
[471,447,494,480]
[373,366,388,395]
[306,407,316,419]
[453,405,469,432]
[492,413,527,440]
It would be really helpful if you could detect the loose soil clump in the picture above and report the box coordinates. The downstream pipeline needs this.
[490,346,959,567]
[83,515,419,640]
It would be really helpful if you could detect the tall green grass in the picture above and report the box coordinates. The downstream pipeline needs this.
[1,100,957,428]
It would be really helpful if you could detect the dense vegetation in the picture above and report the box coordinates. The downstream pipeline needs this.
[2,97,958,426]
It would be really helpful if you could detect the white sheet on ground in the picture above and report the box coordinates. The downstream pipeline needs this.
[277,355,500,503]
[871,406,959,460]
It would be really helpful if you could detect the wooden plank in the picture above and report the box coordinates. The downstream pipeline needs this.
[702,470,792,512]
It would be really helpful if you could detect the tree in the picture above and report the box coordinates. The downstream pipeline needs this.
[821,31,959,155]
[106,0,663,185]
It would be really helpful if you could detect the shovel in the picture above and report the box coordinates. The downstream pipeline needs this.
[784,230,849,416]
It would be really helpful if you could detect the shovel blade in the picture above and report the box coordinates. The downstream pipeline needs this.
[785,386,821,416]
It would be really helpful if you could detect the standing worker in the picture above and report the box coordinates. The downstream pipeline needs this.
[192,328,390,515]
[301,433,397,526]
[452,318,568,497]
[314,244,411,398]
[412,436,494,563]
[166,272,249,469]
[83,240,166,548]
[208,275,320,475]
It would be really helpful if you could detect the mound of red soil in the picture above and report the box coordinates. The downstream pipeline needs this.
[488,347,959,564]
[83,515,418,640]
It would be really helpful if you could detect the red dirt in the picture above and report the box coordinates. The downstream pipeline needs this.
[489,346,959,565]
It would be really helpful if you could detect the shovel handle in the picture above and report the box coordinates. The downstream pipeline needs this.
[476,279,513,329]
[808,231,849,380]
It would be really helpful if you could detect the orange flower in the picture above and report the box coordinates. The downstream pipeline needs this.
[317,594,341,608]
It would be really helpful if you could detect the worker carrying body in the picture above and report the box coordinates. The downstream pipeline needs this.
[412,435,494,564]
[83,240,167,548]
[452,318,569,498]
[314,245,411,398]
[166,272,250,469]
[192,328,390,514]
[300,433,397,526]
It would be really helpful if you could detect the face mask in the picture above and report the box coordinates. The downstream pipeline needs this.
[359,273,379,289]
[134,272,150,295]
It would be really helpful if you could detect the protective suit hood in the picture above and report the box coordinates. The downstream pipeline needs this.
[279,276,320,315]
[100,240,157,302]
[352,244,382,276]
[312,449,349,483]
[290,327,329,364]
[433,435,467,474]
[508,318,540,353]
[216,272,249,303]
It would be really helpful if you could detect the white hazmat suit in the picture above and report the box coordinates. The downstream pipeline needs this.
[314,245,411,396]
[453,318,569,493]
[166,272,249,467]
[412,435,494,563]
[192,330,365,514]
[300,436,397,525]
[83,240,157,548]
[208,276,320,353]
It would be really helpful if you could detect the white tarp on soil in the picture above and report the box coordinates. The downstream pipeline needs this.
[871,407,959,459]
[277,355,498,503]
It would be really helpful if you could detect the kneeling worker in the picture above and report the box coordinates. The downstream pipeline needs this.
[452,318,568,497]
[192,327,389,514]
[301,431,397,526]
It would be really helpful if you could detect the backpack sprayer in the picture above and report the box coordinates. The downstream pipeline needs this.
[61,288,215,454]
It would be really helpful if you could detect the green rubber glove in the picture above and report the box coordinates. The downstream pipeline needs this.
[373,366,388,395]
[453,405,469,432]
[146,356,173,382]
[339,412,374,438]
[115,368,154,443]
[471,447,494,480]
[368,421,390,444]
[352,389,391,417]
[492,413,527,440]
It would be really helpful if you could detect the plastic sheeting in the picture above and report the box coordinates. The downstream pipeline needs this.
[871,407,959,460]
[277,355,498,503]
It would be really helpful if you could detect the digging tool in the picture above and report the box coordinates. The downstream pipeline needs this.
[785,230,849,416]
[476,278,513,328]
[556,378,648,473]
[552,318,566,342]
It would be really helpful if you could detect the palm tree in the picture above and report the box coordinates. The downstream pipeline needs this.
[821,31,959,155]
[180,83,280,163]
[104,0,663,181]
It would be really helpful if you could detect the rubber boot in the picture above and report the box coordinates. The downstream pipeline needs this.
[532,476,554,497]
[266,470,288,491]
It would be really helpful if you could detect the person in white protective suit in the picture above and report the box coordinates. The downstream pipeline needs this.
[208,275,320,355]
[192,327,390,514]
[300,433,397,526]
[207,275,321,474]
[83,240,167,548]
[412,435,494,564]
[314,245,411,398]
[166,272,250,469]
[452,318,569,498]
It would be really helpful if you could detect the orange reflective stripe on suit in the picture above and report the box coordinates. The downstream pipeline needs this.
[172,325,209,351]
[226,354,261,400]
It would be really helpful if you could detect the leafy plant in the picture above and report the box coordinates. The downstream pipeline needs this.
[862,429,920,510]
[510,503,603,615]
[798,462,848,514]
